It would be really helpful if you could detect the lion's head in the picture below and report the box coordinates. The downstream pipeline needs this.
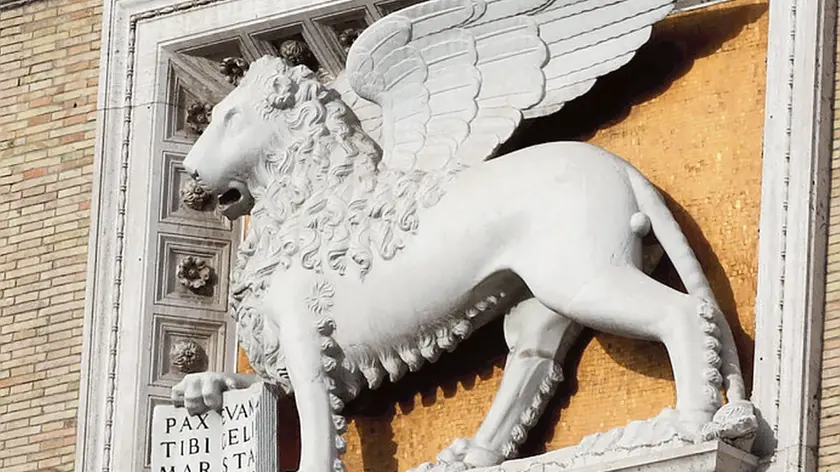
[182,55,371,220]
[184,56,457,389]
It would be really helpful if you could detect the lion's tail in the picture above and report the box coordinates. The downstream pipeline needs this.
[625,164,747,402]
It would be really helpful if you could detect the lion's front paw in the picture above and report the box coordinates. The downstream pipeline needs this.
[436,438,472,464]
[403,439,472,472]
[171,371,250,415]
[406,438,504,472]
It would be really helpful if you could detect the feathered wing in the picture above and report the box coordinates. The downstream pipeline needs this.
[344,0,676,172]
[331,72,384,144]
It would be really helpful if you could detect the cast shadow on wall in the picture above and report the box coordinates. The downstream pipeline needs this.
[339,3,766,471]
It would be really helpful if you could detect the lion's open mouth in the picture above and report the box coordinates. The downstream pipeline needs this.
[218,188,242,206]
[214,182,253,220]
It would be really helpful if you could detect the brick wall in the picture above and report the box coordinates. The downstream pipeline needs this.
[0,0,101,469]
[819,5,840,466]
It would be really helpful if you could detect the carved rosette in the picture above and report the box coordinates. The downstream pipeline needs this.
[277,39,333,83]
[186,102,212,135]
[337,27,364,53]
[168,339,209,374]
[278,39,317,67]
[219,57,249,85]
[305,278,335,316]
[179,178,212,211]
[176,256,213,291]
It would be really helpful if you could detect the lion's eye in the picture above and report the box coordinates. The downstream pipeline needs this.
[224,109,241,131]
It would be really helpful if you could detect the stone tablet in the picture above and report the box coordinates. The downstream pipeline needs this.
[151,382,278,472]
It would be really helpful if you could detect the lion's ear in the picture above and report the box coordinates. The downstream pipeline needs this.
[289,65,316,81]
[268,75,297,110]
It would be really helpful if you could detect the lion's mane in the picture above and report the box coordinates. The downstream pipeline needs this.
[228,57,456,390]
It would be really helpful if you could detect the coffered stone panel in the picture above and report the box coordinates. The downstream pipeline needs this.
[149,314,227,388]
[256,26,334,80]
[313,8,371,63]
[167,82,203,141]
[159,152,232,230]
[167,85,215,140]
[154,232,232,312]
[179,38,247,88]
[165,64,229,144]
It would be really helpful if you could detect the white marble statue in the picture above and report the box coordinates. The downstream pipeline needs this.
[175,0,757,470]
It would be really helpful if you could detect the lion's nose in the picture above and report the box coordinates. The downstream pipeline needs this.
[182,163,199,179]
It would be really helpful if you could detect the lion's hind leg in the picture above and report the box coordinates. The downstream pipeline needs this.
[535,265,725,433]
[411,298,582,471]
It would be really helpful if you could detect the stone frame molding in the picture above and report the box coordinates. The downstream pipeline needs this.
[750,0,836,467]
[75,0,836,471]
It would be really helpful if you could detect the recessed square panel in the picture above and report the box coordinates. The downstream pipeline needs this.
[178,38,248,87]
[313,9,371,65]
[155,232,232,312]
[253,24,335,82]
[164,64,226,144]
[167,82,213,140]
[166,79,197,141]
[150,313,227,388]
[159,152,233,231]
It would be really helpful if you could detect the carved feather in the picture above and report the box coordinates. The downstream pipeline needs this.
[330,73,383,144]
[339,0,675,172]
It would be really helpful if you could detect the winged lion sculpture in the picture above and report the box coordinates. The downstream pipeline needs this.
[175,0,757,470]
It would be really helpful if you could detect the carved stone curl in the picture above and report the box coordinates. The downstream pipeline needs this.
[169,339,208,374]
[176,256,213,291]
[186,102,212,135]
[219,57,249,85]
[179,177,212,211]
[315,68,335,84]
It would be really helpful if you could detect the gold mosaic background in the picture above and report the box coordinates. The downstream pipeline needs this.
[240,0,769,468]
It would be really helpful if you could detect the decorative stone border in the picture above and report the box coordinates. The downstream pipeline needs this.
[750,0,836,468]
[75,0,836,471]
